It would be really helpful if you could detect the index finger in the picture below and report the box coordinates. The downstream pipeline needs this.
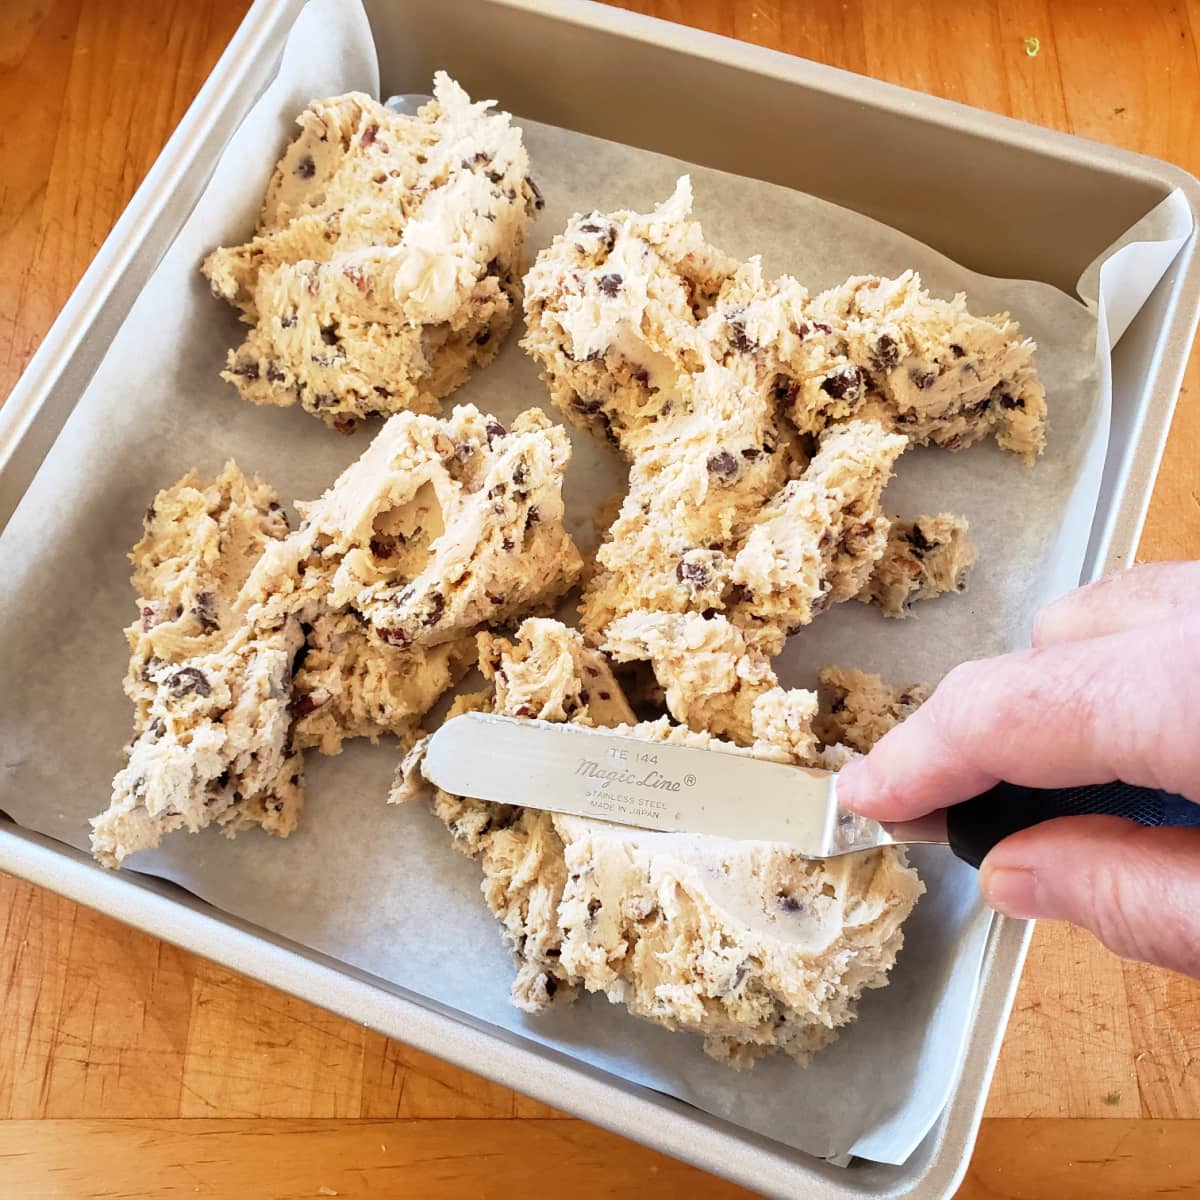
[836,616,1200,820]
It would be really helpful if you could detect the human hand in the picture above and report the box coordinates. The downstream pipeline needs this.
[836,560,1200,977]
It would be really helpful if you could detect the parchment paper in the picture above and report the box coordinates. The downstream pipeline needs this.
[0,0,1191,1167]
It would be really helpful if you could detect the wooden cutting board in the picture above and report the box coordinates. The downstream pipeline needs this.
[1,2,1198,1196]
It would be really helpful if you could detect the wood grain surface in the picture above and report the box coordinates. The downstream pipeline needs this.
[2,1,1198,1196]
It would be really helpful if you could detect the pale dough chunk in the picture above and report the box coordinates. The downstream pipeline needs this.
[785,272,1047,461]
[290,613,476,755]
[601,611,826,768]
[202,74,541,432]
[521,176,741,453]
[92,465,305,869]
[240,404,583,651]
[860,513,977,618]
[523,181,1043,660]
[393,619,924,1067]
[814,667,929,754]
[96,404,580,866]
[729,421,907,649]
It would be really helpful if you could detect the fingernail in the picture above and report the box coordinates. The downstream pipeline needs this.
[980,866,1062,920]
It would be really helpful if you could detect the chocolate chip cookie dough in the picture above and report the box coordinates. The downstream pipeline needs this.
[394,619,925,1067]
[93,405,581,867]
[202,73,542,432]
[92,464,306,868]
[521,182,1008,661]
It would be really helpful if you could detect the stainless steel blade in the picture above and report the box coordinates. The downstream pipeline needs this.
[423,712,945,857]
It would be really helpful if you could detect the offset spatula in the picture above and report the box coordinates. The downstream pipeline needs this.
[423,712,1200,867]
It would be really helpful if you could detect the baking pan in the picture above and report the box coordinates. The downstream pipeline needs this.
[1,2,1197,1197]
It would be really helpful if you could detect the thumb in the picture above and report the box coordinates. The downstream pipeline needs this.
[980,816,1200,978]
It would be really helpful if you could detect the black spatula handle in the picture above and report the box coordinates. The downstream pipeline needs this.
[946,782,1200,868]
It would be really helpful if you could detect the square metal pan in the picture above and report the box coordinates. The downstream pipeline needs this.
[2,2,1197,1196]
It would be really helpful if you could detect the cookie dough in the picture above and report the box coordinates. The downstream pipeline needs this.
[860,513,977,618]
[601,610,807,751]
[202,74,541,432]
[96,404,582,866]
[239,404,583,651]
[522,180,1014,658]
[814,666,929,754]
[394,619,924,1067]
[92,464,305,868]
[788,273,1047,461]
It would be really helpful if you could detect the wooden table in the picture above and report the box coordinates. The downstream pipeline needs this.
[2,2,1198,1196]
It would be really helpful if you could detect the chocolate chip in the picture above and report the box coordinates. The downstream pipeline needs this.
[378,626,411,648]
[579,221,602,233]
[281,314,297,329]
[872,333,900,371]
[144,505,156,523]
[474,327,492,346]
[148,718,165,739]
[543,974,558,998]
[332,416,357,435]
[706,450,739,480]
[488,484,506,500]
[232,360,259,381]
[727,583,752,605]
[193,592,219,633]
[676,558,711,588]
[741,447,761,460]
[587,898,603,922]
[512,463,529,487]
[812,321,833,334]
[290,692,321,719]
[778,892,802,912]
[370,533,397,558]
[631,366,649,387]
[727,316,754,353]
[597,273,622,297]
[312,392,337,409]
[485,419,507,445]
[502,537,515,551]
[296,155,316,179]
[361,124,378,147]
[266,364,286,383]
[525,506,541,530]
[907,524,933,555]
[423,592,446,626]
[820,365,862,401]
[997,391,1025,411]
[526,176,544,209]
[319,324,339,346]
[169,667,210,698]
[911,368,938,390]
[372,386,392,399]
[949,343,966,359]
[572,396,603,415]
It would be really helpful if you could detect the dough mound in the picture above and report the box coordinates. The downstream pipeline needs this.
[859,513,977,618]
[93,465,306,869]
[94,405,580,868]
[394,619,925,1068]
[202,73,541,432]
[522,178,1015,657]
